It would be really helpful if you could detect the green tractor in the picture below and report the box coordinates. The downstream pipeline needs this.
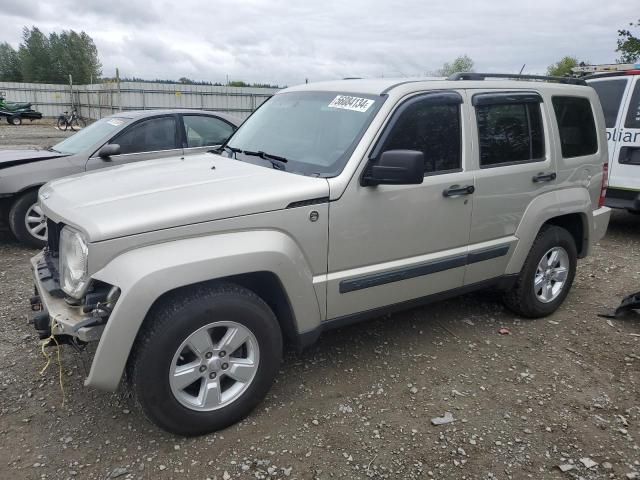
[0,92,43,125]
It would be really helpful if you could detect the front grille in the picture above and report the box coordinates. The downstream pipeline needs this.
[46,219,60,255]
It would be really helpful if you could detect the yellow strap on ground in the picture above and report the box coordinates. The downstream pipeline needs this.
[39,334,65,406]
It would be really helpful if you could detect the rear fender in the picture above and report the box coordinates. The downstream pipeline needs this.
[506,188,591,274]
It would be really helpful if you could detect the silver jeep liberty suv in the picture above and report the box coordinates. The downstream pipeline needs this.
[31,73,611,435]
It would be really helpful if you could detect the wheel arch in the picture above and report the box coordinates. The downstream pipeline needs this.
[505,188,593,274]
[86,230,323,391]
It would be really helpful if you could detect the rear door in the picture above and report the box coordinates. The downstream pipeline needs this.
[588,76,639,191]
[181,114,237,155]
[465,90,553,285]
[86,114,182,170]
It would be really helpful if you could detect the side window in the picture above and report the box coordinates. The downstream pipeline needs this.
[589,79,627,128]
[183,115,235,148]
[476,101,544,167]
[382,98,461,174]
[625,80,640,128]
[114,116,178,154]
[552,96,598,158]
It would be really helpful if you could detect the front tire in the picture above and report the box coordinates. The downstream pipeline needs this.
[8,115,22,125]
[8,190,47,248]
[503,225,577,318]
[129,283,283,436]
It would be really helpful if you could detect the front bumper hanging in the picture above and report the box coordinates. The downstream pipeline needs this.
[30,252,107,343]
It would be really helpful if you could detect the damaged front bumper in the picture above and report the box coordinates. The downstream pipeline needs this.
[30,251,115,343]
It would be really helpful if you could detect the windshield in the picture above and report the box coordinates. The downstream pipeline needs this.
[52,117,129,155]
[226,91,383,176]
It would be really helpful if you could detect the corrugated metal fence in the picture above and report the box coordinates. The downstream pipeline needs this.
[0,81,278,120]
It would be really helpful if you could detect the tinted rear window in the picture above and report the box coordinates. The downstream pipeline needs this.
[552,97,598,158]
[477,102,545,167]
[590,79,627,128]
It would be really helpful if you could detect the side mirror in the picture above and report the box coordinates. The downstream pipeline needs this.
[362,150,424,186]
[98,144,121,159]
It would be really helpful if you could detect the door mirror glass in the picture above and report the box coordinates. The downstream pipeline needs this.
[98,143,121,159]
[362,150,424,186]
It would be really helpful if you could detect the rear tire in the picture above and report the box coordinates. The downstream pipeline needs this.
[8,190,47,249]
[56,117,67,131]
[503,225,577,318]
[8,115,21,125]
[129,282,283,436]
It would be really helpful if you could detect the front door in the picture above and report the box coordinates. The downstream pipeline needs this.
[610,77,640,192]
[86,115,182,170]
[326,91,474,320]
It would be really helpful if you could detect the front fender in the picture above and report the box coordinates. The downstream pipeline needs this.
[87,230,322,390]
[505,188,591,275]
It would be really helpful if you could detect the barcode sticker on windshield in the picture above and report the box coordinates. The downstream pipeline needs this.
[328,95,374,112]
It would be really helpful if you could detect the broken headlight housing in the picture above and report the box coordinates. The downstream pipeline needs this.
[59,226,89,298]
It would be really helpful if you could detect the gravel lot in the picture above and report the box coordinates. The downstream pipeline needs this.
[0,124,639,479]
[0,121,74,150]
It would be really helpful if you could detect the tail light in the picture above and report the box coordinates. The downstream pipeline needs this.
[598,162,608,208]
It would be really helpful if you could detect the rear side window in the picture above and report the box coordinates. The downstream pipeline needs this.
[590,79,627,128]
[382,97,461,173]
[625,81,640,128]
[114,116,178,154]
[476,102,544,167]
[552,97,598,158]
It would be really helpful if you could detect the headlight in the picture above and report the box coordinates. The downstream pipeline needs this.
[59,226,89,298]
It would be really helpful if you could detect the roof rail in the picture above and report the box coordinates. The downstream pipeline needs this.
[447,72,587,86]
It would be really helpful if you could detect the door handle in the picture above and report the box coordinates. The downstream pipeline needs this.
[443,184,475,197]
[532,172,557,183]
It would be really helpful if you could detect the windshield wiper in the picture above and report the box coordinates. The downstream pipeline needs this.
[46,146,61,153]
[240,150,289,170]
[209,145,241,156]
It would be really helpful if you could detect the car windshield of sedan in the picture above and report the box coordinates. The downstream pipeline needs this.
[52,117,129,155]
[226,91,383,176]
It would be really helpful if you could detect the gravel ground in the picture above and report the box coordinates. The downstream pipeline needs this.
[0,211,639,480]
[0,125,639,479]
[0,121,75,149]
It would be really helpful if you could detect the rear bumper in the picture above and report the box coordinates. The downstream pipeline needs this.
[605,188,640,211]
[591,206,611,245]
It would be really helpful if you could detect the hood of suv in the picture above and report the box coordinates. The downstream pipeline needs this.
[40,153,330,242]
[0,149,69,170]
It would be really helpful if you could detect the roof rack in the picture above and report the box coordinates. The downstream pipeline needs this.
[447,72,587,86]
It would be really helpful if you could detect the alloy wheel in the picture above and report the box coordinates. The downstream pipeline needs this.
[534,246,569,303]
[169,321,260,411]
[24,203,47,242]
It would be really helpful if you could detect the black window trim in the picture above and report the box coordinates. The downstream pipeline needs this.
[91,113,181,158]
[475,95,547,170]
[366,90,464,178]
[472,91,543,107]
[179,112,238,150]
[551,94,600,159]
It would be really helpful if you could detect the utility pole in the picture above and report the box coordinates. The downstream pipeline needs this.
[116,68,122,112]
[68,74,73,111]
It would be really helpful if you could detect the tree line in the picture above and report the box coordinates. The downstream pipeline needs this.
[0,27,101,83]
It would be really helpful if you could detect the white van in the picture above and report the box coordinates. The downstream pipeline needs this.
[585,65,640,212]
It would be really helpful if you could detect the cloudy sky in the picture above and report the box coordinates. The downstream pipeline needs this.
[0,0,637,86]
